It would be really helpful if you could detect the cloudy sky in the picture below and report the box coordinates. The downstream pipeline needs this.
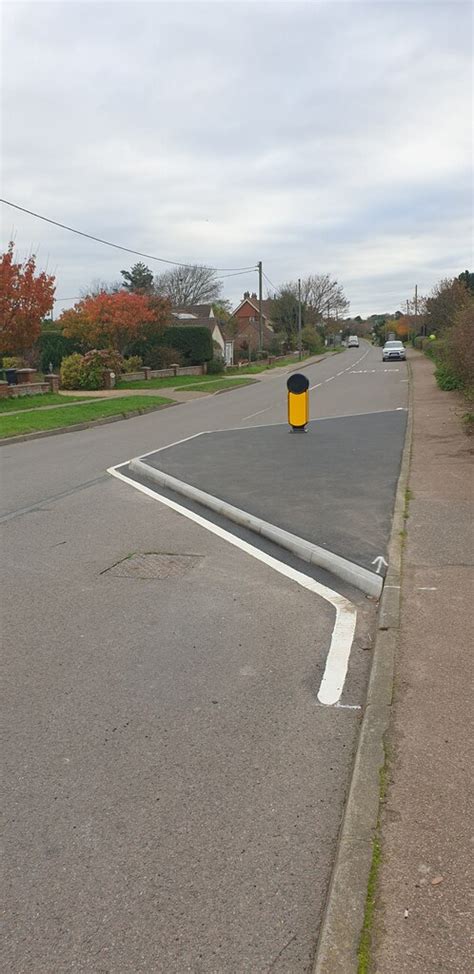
[1,0,472,316]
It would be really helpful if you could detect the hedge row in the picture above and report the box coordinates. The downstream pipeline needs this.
[37,325,213,372]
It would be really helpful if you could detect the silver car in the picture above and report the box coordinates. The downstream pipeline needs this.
[382,340,406,361]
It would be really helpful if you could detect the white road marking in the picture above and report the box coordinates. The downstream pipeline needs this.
[326,376,335,382]
[418,586,438,591]
[309,346,370,390]
[107,464,357,707]
[372,555,388,574]
[242,406,271,421]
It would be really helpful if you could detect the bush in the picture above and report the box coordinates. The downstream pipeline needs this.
[149,346,184,369]
[1,356,25,369]
[79,349,125,390]
[301,325,323,354]
[207,358,225,374]
[434,363,463,391]
[60,353,84,389]
[444,307,474,392]
[37,331,77,372]
[123,355,143,372]
[162,326,213,364]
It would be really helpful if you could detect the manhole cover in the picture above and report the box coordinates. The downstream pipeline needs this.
[103,552,202,579]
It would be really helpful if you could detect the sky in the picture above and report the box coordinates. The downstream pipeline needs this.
[1,0,472,317]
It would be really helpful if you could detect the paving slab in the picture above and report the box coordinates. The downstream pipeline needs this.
[139,409,407,573]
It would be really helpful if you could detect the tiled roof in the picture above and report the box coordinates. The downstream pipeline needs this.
[172,304,213,318]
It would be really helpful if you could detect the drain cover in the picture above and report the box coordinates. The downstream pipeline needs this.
[104,552,202,579]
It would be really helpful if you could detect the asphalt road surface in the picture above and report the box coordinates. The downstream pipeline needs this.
[1,342,408,972]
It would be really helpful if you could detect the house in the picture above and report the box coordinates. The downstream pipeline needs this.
[230,291,276,355]
[170,304,225,354]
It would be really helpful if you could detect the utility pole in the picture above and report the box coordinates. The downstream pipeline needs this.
[258,260,263,353]
[326,301,330,345]
[297,278,302,360]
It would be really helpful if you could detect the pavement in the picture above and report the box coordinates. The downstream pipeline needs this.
[372,354,473,973]
[1,341,409,972]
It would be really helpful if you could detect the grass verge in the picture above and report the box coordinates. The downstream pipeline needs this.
[0,393,86,412]
[0,395,171,438]
[357,749,388,974]
[226,352,319,376]
[117,374,222,390]
[183,378,257,393]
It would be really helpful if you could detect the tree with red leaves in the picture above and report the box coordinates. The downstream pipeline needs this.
[0,242,56,354]
[59,290,163,354]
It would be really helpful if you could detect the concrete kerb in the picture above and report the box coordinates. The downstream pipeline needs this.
[129,456,383,598]
[311,361,414,974]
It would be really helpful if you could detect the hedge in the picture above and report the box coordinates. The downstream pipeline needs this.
[161,326,213,364]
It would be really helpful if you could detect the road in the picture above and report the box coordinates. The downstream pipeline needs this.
[1,342,408,972]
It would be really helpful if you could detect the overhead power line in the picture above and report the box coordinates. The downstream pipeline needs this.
[0,199,257,273]
[263,271,279,294]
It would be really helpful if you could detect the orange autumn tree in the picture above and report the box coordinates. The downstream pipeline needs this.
[0,242,55,354]
[59,290,157,354]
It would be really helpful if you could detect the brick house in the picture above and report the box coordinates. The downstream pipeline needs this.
[230,292,276,356]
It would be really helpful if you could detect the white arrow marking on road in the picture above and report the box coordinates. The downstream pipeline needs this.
[372,555,388,574]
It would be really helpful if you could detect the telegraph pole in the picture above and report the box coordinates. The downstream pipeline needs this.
[297,278,302,360]
[258,260,263,352]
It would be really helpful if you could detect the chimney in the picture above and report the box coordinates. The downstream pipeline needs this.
[251,292,257,300]
[244,291,250,299]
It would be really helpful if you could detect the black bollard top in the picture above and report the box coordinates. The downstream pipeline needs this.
[287,372,309,394]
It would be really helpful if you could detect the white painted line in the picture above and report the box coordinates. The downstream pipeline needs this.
[326,376,335,382]
[242,407,271,421]
[107,464,357,707]
[129,457,383,598]
[132,431,207,461]
[309,382,322,390]
[418,586,437,591]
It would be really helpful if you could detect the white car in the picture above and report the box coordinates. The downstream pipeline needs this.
[382,340,406,361]
[348,335,359,348]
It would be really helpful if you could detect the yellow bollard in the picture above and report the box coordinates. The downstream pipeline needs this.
[287,373,309,432]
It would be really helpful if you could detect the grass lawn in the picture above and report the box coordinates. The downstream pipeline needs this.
[0,393,87,413]
[0,395,172,438]
[117,374,222,390]
[183,378,257,393]
[226,352,319,376]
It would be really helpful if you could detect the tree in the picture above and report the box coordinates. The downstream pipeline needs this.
[425,278,472,334]
[0,242,56,355]
[457,270,474,294]
[121,262,154,294]
[59,291,156,354]
[80,278,120,299]
[154,264,223,305]
[301,324,323,353]
[271,286,304,345]
[300,274,349,322]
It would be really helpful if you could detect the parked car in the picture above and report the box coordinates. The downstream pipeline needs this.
[382,340,406,361]
[348,335,359,348]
